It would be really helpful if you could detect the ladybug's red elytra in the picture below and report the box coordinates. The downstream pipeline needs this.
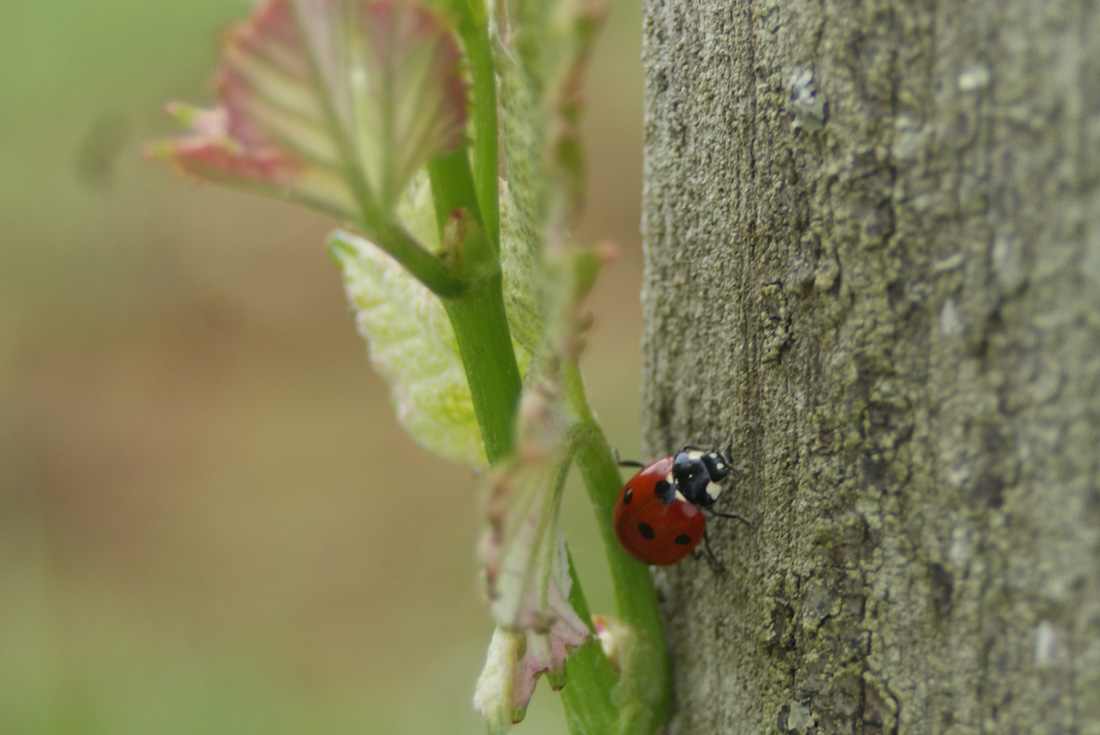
[612,446,747,566]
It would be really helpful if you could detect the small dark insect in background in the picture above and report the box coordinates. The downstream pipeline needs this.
[75,113,131,189]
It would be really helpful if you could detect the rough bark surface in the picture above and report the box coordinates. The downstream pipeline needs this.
[640,1,1100,733]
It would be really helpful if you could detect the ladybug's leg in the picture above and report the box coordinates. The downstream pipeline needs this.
[701,529,726,573]
[707,508,752,526]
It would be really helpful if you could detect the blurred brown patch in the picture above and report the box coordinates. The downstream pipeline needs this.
[2,1,643,731]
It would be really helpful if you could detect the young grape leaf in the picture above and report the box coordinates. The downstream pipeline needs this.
[149,0,467,225]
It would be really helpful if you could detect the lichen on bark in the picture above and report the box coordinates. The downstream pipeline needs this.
[641,1,1100,733]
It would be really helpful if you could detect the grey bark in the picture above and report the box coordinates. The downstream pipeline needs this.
[640,1,1100,734]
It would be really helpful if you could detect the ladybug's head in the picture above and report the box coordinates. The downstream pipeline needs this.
[671,447,732,508]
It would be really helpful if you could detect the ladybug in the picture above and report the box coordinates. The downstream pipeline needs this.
[613,446,747,566]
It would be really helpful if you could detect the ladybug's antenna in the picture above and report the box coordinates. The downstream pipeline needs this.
[611,445,645,468]
[723,443,746,477]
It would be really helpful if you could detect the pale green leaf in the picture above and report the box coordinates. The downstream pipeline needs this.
[330,228,483,465]
[330,177,537,465]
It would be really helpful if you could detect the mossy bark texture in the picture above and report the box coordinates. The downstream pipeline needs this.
[640,1,1100,733]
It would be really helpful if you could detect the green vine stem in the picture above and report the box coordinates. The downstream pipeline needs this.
[426,4,670,729]
[425,0,515,464]
[428,196,671,732]
[426,147,521,462]
[441,277,521,463]
[562,555,619,734]
[453,0,500,251]
[428,151,670,735]
[566,363,672,734]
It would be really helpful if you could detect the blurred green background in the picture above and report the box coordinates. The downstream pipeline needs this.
[0,2,644,734]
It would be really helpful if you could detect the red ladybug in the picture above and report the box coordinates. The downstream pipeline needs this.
[613,446,746,566]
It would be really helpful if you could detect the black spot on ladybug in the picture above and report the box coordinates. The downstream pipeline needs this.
[675,534,692,545]
[637,522,656,539]
[655,480,675,504]
[623,487,633,504]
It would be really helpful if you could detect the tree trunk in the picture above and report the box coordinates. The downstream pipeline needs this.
[640,1,1100,733]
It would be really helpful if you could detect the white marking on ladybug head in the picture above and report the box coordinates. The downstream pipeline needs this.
[705,481,724,502]
[686,450,705,461]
